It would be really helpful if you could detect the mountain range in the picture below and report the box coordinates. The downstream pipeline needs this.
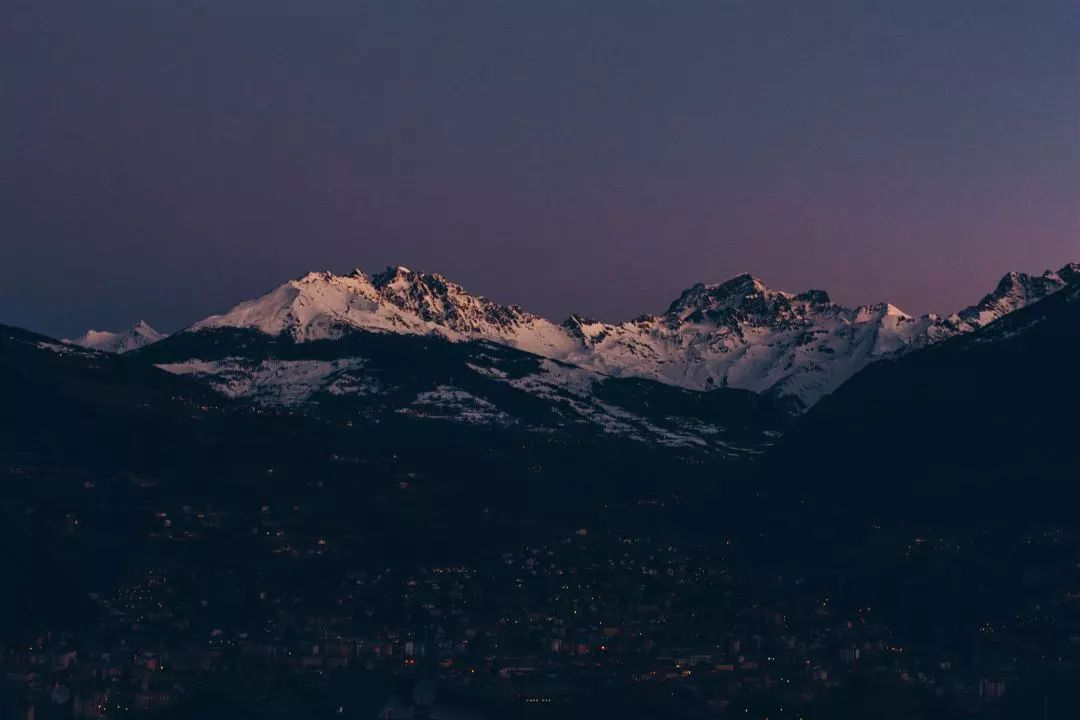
[177,263,1078,404]
[68,261,1076,398]
[12,257,1080,600]
[9,256,1080,678]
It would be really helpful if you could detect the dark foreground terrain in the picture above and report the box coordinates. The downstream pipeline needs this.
[4,288,1080,719]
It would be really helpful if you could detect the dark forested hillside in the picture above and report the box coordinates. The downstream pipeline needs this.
[766,284,1080,526]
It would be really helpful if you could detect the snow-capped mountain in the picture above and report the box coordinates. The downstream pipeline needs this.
[66,320,165,354]
[176,262,1077,407]
[191,267,576,357]
[558,275,946,405]
[944,264,1076,331]
[557,264,1075,404]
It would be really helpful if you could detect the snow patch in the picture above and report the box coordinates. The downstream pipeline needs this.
[402,385,514,425]
[158,357,368,405]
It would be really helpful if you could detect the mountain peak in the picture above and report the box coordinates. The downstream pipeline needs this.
[711,272,767,295]
[660,273,841,325]
[189,263,578,355]
[950,266,1071,330]
[866,302,911,319]
[665,273,777,317]
[370,264,420,282]
[1057,262,1080,284]
[66,321,165,354]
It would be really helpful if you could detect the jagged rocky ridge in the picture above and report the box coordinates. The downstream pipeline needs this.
[180,262,1078,407]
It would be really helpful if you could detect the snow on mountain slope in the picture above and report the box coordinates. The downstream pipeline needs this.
[403,385,515,426]
[555,264,1075,404]
[66,320,165,353]
[486,358,746,451]
[145,331,783,455]
[556,275,947,405]
[177,262,1077,407]
[158,357,374,405]
[191,267,576,356]
[945,265,1075,331]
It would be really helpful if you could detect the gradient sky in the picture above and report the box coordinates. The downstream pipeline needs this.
[2,1,1078,338]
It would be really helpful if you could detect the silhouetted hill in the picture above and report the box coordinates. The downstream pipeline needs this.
[767,282,1080,526]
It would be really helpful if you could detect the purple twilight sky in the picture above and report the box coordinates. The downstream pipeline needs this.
[2,1,1078,338]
